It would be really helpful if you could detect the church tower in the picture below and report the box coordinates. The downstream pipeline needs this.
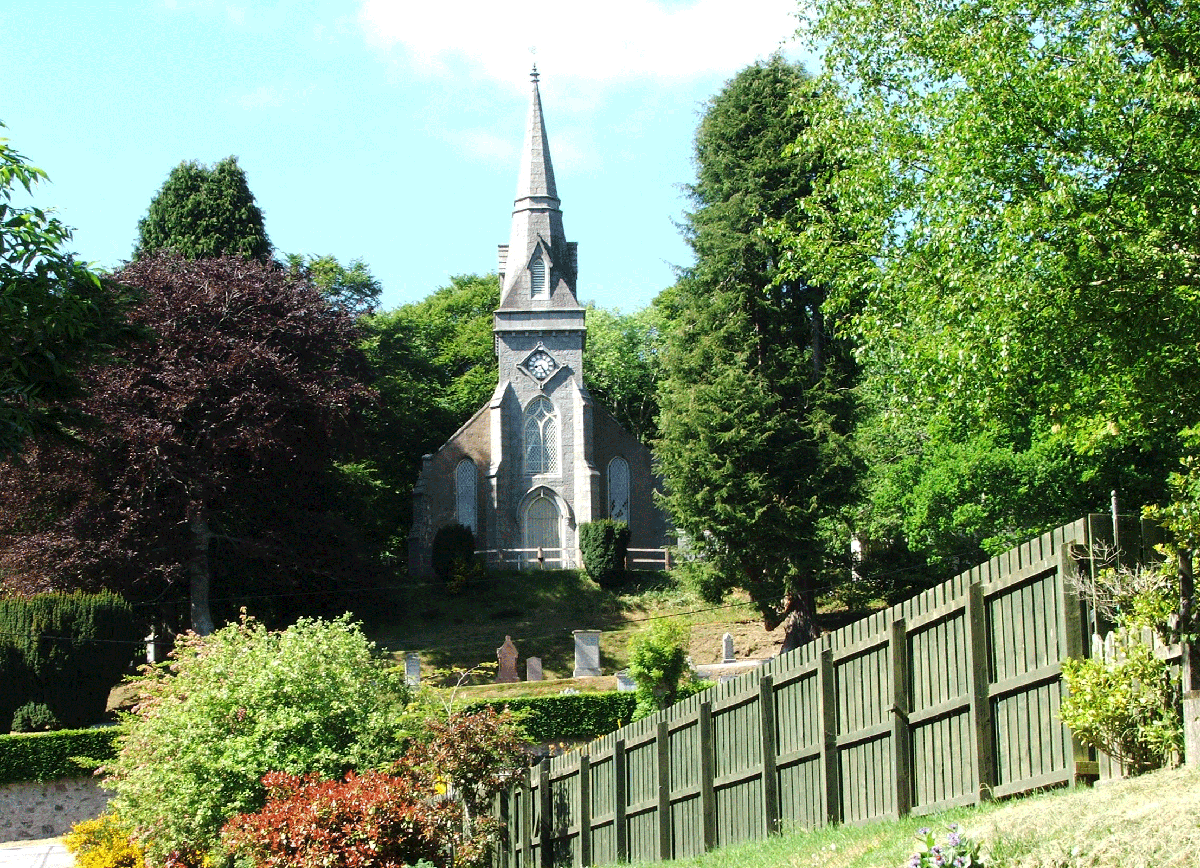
[409,68,669,575]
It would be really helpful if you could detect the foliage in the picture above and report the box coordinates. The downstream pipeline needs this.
[578,520,631,588]
[135,157,270,260]
[0,124,133,458]
[10,702,59,732]
[103,614,418,867]
[0,254,374,633]
[1060,634,1182,775]
[222,708,527,868]
[349,274,499,555]
[908,824,983,868]
[64,813,145,868]
[283,253,381,316]
[466,692,637,742]
[655,56,858,651]
[0,591,137,732]
[779,0,1200,571]
[583,305,665,442]
[627,619,689,720]
[0,726,120,785]
[221,769,448,868]
[432,523,476,584]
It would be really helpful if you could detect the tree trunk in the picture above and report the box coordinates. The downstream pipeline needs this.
[188,502,215,635]
[764,591,820,655]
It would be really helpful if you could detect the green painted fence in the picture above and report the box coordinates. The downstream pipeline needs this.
[495,515,1159,868]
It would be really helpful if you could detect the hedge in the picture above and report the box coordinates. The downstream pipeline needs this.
[0,727,121,785]
[466,692,637,743]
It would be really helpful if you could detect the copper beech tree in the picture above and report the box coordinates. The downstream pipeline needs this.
[0,254,373,633]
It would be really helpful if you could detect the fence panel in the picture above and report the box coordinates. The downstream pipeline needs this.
[497,516,1124,868]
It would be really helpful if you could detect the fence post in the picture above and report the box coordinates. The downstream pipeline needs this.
[614,738,628,863]
[889,619,912,818]
[656,720,672,860]
[817,642,840,826]
[522,767,534,868]
[699,700,716,849]
[1059,544,1098,782]
[965,581,996,803]
[758,675,780,835]
[538,759,552,868]
[577,751,591,868]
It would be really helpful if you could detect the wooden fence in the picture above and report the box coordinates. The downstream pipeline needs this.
[495,515,1162,868]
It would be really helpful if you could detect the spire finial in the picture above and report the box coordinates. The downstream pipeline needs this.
[530,63,539,83]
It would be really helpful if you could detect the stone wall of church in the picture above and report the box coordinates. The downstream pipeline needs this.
[592,408,671,549]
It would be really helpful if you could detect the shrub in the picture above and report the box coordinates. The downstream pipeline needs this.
[0,590,137,732]
[432,523,476,584]
[627,619,689,720]
[466,692,637,742]
[1060,633,1182,774]
[103,613,418,867]
[10,701,60,732]
[0,727,121,785]
[222,770,448,868]
[223,708,528,868]
[64,813,145,868]
[579,520,630,587]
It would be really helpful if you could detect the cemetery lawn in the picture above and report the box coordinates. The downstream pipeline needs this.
[627,763,1200,868]
[364,569,814,685]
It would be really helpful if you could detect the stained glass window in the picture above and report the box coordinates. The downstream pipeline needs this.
[523,396,558,474]
[608,457,630,523]
[455,458,477,533]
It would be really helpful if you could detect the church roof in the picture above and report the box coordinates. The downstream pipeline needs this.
[497,66,582,312]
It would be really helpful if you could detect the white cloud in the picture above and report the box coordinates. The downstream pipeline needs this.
[357,0,801,86]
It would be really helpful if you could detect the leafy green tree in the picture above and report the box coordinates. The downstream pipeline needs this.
[584,305,664,442]
[627,618,689,719]
[342,274,499,557]
[284,253,381,316]
[135,156,270,260]
[656,57,859,650]
[785,0,1200,521]
[1,125,132,458]
[103,614,419,867]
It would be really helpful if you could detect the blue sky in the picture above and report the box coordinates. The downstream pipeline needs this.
[6,0,812,313]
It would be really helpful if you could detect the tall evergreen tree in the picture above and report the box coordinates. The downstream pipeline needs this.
[656,58,858,651]
[135,157,270,260]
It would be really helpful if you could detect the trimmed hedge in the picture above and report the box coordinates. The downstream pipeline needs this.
[0,727,121,785]
[466,692,637,743]
[0,591,138,732]
[578,521,630,587]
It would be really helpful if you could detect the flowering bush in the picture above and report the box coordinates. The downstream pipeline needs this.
[908,824,983,868]
[63,813,145,868]
[103,614,419,867]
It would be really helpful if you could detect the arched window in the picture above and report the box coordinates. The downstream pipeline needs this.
[607,457,630,523]
[523,396,558,474]
[524,494,560,551]
[455,458,477,534]
[530,255,547,299]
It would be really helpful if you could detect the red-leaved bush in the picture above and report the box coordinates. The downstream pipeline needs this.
[221,708,529,868]
[221,770,447,868]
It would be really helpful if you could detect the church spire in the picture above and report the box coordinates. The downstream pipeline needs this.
[497,67,579,309]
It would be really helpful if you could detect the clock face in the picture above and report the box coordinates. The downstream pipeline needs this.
[526,350,556,381]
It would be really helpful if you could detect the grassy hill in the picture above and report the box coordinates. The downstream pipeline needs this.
[362,568,792,686]
[627,764,1200,868]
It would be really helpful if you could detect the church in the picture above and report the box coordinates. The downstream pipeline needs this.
[408,68,671,575]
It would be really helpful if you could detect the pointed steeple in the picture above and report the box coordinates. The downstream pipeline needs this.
[497,66,580,310]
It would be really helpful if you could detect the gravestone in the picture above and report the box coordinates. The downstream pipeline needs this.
[722,632,736,663]
[497,636,519,683]
[573,629,601,677]
[615,669,636,692]
[526,656,543,682]
[404,652,421,687]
